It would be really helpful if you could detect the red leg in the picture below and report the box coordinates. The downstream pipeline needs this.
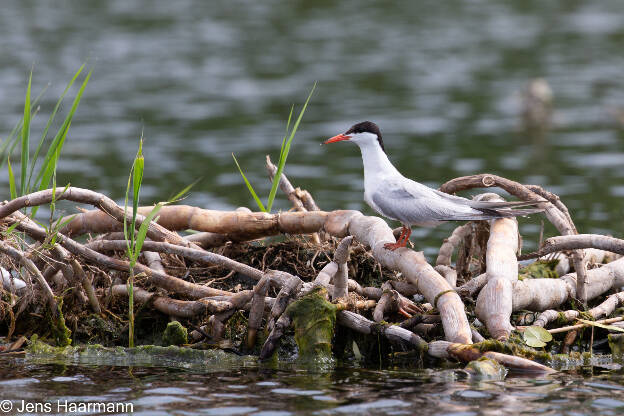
[403,227,412,244]
[384,226,411,251]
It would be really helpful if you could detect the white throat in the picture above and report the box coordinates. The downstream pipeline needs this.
[356,140,400,185]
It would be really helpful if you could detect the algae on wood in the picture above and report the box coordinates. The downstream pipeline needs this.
[162,321,188,346]
[286,287,337,361]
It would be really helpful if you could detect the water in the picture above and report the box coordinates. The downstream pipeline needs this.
[2,0,624,413]
[1,1,623,253]
[1,355,624,415]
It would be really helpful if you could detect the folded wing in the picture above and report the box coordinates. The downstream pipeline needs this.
[371,178,543,226]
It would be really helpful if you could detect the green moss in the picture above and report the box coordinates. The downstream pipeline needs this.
[225,310,248,345]
[555,312,568,326]
[608,334,624,362]
[465,357,507,380]
[162,321,188,346]
[518,260,559,280]
[551,354,570,365]
[49,299,72,347]
[26,336,255,368]
[578,311,594,321]
[285,287,336,361]
[474,338,552,362]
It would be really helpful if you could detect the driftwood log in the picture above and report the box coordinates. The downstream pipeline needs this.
[475,194,519,340]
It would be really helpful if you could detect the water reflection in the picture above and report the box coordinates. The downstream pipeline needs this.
[1,357,624,415]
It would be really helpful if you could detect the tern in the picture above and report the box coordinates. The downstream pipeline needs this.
[324,121,544,250]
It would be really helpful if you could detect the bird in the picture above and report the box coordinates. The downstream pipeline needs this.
[324,121,544,250]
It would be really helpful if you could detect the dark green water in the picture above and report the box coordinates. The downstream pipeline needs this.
[1,355,624,415]
[1,0,624,413]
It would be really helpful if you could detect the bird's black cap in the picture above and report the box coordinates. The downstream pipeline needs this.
[345,121,385,152]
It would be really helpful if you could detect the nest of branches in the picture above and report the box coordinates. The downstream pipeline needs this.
[2,157,624,374]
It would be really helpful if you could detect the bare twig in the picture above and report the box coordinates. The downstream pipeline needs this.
[0,241,58,316]
[265,155,322,244]
[7,213,231,299]
[111,285,234,317]
[546,316,624,334]
[436,223,473,267]
[247,275,269,350]
[331,236,352,300]
[520,234,624,260]
[0,187,198,249]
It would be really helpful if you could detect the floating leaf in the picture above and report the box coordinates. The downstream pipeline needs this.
[576,318,624,333]
[523,325,553,347]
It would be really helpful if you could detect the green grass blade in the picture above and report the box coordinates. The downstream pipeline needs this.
[7,157,17,200]
[2,221,20,236]
[35,69,92,190]
[279,105,294,162]
[132,139,144,253]
[0,83,48,170]
[168,178,200,203]
[128,275,134,348]
[134,203,163,256]
[132,139,144,217]
[53,214,76,233]
[27,64,85,191]
[31,136,64,218]
[232,153,266,212]
[576,318,624,333]
[20,72,32,196]
[266,82,316,212]
[124,159,134,257]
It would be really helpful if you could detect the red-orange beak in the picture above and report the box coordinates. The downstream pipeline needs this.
[324,133,351,144]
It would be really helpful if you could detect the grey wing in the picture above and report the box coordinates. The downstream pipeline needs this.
[430,188,543,210]
[371,180,479,226]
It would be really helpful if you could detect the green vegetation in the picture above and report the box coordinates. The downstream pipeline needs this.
[286,287,336,361]
[2,66,90,245]
[2,65,91,204]
[122,138,197,347]
[232,83,316,212]
[522,325,553,348]
[518,260,559,280]
[162,321,188,346]
[464,357,507,380]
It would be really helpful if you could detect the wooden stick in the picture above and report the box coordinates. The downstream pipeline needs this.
[475,193,519,340]
[535,291,624,328]
[547,316,624,334]
[266,155,321,244]
[521,234,624,260]
[434,265,457,288]
[513,257,624,312]
[247,276,269,350]
[331,236,352,300]
[337,310,427,351]
[436,223,472,267]
[8,214,232,299]
[457,272,487,297]
[0,241,58,316]
[428,341,555,373]
[266,273,303,334]
[111,285,234,317]
[0,187,198,250]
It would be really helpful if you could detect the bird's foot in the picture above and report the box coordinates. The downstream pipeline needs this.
[383,241,406,251]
